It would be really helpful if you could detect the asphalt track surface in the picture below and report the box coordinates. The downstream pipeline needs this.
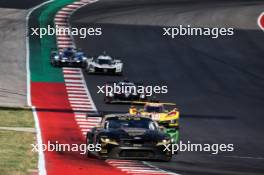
[0,0,45,9]
[71,0,264,174]
[0,8,27,107]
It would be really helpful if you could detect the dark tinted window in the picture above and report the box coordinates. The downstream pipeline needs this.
[105,117,157,130]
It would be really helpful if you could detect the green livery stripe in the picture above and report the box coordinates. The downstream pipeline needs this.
[29,0,75,82]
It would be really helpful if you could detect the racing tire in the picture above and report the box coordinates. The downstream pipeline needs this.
[81,62,87,68]
[86,137,93,158]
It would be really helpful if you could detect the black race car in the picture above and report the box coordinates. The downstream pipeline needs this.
[104,80,147,103]
[86,114,172,161]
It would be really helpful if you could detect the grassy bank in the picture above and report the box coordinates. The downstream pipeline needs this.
[0,109,37,175]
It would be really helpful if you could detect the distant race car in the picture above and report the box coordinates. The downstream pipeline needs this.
[104,80,147,103]
[129,101,180,144]
[85,53,123,75]
[86,114,172,161]
[50,47,87,67]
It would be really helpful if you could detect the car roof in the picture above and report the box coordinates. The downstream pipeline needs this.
[97,55,112,60]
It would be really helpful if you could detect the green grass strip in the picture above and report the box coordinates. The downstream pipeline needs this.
[0,109,37,175]
[29,0,75,82]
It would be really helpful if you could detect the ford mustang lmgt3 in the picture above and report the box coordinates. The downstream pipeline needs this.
[86,114,172,161]
[104,80,147,103]
[85,53,123,75]
[50,47,87,67]
[129,102,180,144]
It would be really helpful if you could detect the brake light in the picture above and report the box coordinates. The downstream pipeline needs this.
[168,111,176,116]
[129,106,137,114]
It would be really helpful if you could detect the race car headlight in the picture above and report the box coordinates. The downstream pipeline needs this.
[82,57,87,60]
[156,139,171,146]
[101,137,119,145]
[170,138,175,143]
[140,94,145,99]
[170,119,177,124]
[61,57,67,62]
[54,55,59,60]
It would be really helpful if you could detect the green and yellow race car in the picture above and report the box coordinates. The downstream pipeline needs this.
[129,101,180,144]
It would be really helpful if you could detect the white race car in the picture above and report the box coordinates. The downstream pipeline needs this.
[85,53,123,75]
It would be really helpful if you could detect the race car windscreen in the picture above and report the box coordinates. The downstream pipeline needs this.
[97,59,112,65]
[145,105,164,113]
[63,50,74,58]
[105,117,157,130]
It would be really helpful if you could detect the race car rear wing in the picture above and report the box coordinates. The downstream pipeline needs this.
[131,101,177,106]
[86,111,128,118]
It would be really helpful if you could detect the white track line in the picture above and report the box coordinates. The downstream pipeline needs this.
[77,121,94,125]
[75,118,87,122]
[71,104,91,108]
[75,115,87,118]
[71,99,90,103]
[58,41,73,45]
[71,101,91,104]
[65,83,85,87]
[68,98,90,101]
[67,4,81,8]
[67,90,87,94]
[63,67,80,70]
[57,45,74,48]
[63,71,81,74]
[55,14,69,18]
[64,74,82,78]
[57,11,72,15]
[65,79,83,83]
[68,94,88,98]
